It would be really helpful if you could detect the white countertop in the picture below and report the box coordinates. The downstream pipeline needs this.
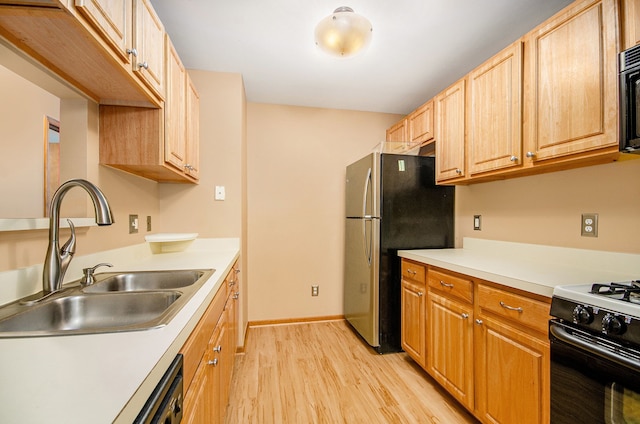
[399,238,640,298]
[0,238,240,424]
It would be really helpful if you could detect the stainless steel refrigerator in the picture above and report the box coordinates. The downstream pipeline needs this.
[344,153,454,353]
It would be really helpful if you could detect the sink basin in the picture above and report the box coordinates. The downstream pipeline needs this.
[0,268,214,338]
[0,292,180,335]
[83,269,206,293]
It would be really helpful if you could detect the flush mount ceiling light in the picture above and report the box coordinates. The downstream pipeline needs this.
[314,6,373,57]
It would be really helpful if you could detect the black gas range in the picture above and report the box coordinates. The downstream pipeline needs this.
[550,281,640,423]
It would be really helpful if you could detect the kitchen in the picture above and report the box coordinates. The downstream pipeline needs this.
[0,0,640,423]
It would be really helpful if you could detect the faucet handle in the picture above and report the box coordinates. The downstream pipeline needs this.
[60,219,76,255]
[80,262,113,286]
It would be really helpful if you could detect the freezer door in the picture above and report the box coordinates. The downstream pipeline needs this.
[344,216,380,347]
[345,153,379,219]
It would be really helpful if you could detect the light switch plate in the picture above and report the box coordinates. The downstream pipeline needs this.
[215,186,226,201]
[473,215,481,231]
[129,214,138,234]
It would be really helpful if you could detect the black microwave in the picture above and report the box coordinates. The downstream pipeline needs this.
[620,43,640,154]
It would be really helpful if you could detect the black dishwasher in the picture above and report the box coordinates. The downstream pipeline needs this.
[134,354,184,424]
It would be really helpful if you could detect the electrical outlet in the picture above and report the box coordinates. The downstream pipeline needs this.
[581,213,598,237]
[129,214,139,234]
[146,216,152,232]
[473,215,481,231]
[311,285,319,296]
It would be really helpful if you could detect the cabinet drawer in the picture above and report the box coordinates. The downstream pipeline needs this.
[402,259,426,285]
[180,282,227,392]
[428,268,473,304]
[478,284,550,334]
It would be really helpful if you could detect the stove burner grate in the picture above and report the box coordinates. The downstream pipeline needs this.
[591,281,640,302]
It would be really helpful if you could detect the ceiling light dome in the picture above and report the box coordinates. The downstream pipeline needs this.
[314,7,373,57]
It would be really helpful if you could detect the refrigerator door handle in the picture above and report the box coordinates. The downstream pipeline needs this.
[362,167,372,218]
[363,217,372,266]
[362,167,373,265]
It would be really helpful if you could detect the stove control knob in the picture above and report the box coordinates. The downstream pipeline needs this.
[602,313,626,336]
[572,305,594,324]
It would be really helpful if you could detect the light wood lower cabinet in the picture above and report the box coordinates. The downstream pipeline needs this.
[427,269,474,411]
[474,283,550,424]
[181,261,240,424]
[474,314,549,424]
[401,259,427,367]
[400,260,551,424]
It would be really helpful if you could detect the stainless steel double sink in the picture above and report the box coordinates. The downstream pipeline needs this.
[0,269,214,338]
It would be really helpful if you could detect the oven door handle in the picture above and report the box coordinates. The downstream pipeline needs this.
[550,322,640,372]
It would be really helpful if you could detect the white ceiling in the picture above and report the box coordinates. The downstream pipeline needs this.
[150,0,574,115]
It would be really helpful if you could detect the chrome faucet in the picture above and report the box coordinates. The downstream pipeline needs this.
[43,179,114,294]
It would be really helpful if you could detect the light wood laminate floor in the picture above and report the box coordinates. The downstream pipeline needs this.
[226,319,478,423]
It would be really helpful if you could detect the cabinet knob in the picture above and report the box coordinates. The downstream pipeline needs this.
[475,319,483,325]
[455,169,462,175]
[208,358,218,366]
[213,345,222,353]
[509,155,518,162]
[417,291,423,297]
[138,61,149,70]
[126,48,138,57]
[461,313,469,319]
[407,269,417,275]
[440,280,454,288]
[526,151,536,158]
[233,292,240,299]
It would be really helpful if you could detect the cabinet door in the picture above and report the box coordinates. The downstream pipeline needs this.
[428,291,474,410]
[182,361,212,424]
[468,41,522,175]
[524,0,618,161]
[210,320,226,424]
[475,314,550,424]
[435,79,466,182]
[408,100,434,145]
[401,280,426,367]
[75,0,132,62]
[133,0,165,98]
[165,36,187,171]
[386,118,408,143]
[185,74,200,179]
[622,0,640,50]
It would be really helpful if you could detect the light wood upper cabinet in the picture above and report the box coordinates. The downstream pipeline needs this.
[0,1,160,106]
[622,0,640,50]
[186,75,200,179]
[75,0,132,63]
[435,78,466,182]
[386,118,408,143]
[132,0,165,99]
[165,35,199,179]
[408,100,435,146]
[99,35,199,183]
[165,37,187,172]
[468,41,523,175]
[523,0,618,162]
